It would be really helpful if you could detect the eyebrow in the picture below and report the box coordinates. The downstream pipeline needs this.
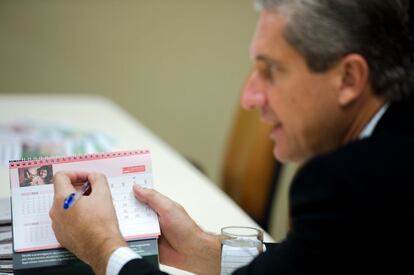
[255,54,283,68]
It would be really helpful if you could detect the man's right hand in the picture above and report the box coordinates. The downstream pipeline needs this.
[133,185,221,275]
[49,172,127,275]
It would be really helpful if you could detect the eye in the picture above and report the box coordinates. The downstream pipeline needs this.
[262,66,272,80]
[259,62,278,83]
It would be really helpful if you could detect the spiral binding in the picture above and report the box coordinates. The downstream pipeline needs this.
[9,149,150,169]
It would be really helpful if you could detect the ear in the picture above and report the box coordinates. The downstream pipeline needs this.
[336,54,369,107]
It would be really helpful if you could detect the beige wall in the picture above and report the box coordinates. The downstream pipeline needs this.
[0,0,259,184]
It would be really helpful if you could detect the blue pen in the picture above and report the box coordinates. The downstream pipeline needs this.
[63,181,91,210]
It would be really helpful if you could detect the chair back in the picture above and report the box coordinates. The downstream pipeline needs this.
[221,106,279,227]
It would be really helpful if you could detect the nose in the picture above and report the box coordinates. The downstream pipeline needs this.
[241,71,266,110]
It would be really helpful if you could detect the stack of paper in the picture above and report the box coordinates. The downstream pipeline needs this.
[0,198,11,225]
[0,118,116,166]
[0,197,12,274]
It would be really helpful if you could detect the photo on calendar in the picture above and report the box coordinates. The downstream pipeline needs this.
[18,165,53,187]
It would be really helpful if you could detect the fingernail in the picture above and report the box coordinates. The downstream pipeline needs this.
[133,183,142,190]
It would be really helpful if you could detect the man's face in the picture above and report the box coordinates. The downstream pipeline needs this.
[242,11,342,162]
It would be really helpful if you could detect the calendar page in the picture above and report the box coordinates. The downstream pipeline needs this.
[9,150,160,252]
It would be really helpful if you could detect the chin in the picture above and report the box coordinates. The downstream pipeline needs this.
[273,146,304,164]
[273,147,289,163]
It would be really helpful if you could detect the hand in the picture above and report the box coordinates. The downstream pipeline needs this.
[49,172,127,275]
[133,185,221,275]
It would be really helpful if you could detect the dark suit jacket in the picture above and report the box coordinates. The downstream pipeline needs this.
[119,97,414,274]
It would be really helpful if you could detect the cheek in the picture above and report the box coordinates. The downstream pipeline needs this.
[267,81,304,117]
[271,98,316,159]
[269,73,336,160]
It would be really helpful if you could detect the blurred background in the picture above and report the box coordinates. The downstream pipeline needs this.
[0,0,257,184]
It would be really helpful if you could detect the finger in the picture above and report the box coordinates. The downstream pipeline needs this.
[133,184,176,216]
[55,171,90,186]
[87,172,111,196]
[53,172,78,197]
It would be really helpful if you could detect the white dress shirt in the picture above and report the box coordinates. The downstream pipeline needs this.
[106,247,141,275]
[359,104,388,139]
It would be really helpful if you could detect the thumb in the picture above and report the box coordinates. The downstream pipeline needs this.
[133,184,175,216]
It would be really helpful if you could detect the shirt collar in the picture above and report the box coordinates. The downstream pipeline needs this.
[359,104,389,139]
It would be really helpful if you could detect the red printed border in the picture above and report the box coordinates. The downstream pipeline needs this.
[15,243,61,252]
[9,150,150,169]
[124,232,161,240]
[123,165,146,174]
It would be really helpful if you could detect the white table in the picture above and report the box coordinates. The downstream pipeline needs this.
[0,95,273,274]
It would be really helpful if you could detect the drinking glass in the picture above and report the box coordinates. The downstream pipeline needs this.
[220,226,264,275]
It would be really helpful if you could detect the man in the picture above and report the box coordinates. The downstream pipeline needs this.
[50,0,414,274]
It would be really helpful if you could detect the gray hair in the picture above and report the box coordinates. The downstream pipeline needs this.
[254,0,414,102]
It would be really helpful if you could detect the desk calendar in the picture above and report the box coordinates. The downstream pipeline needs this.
[9,150,160,274]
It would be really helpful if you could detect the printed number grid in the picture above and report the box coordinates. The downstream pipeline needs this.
[108,174,158,237]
